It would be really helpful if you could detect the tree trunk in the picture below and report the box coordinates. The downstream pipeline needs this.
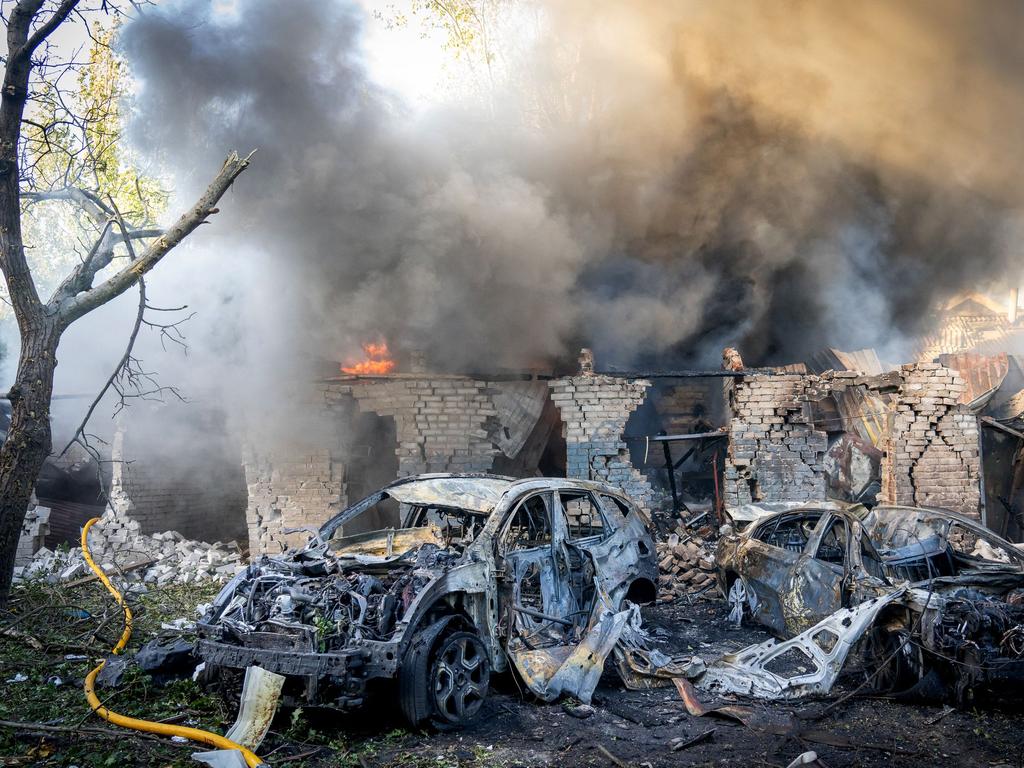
[0,319,60,606]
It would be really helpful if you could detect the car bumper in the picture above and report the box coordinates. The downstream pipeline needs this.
[196,637,365,678]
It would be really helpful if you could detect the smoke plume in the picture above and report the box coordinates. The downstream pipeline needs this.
[111,0,1024,391]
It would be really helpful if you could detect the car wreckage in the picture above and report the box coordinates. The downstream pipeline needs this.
[196,474,666,727]
[711,502,1024,702]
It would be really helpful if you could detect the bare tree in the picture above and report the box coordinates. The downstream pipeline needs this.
[0,0,250,604]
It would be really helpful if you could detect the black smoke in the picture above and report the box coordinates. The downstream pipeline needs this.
[117,0,1024,379]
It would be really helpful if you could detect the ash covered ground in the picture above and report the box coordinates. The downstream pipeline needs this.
[266,598,1024,768]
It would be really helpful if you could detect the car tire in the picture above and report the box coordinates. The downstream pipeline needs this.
[399,618,490,729]
[862,625,921,694]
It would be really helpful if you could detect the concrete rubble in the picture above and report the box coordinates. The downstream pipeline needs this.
[15,507,245,585]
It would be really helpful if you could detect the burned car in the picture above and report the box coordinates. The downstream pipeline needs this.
[197,474,658,726]
[712,502,1024,701]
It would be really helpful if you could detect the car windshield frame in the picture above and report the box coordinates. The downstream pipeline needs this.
[318,476,515,539]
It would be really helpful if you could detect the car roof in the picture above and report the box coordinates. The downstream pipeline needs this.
[383,473,630,514]
[387,475,514,513]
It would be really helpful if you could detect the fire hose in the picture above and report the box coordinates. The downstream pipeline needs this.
[80,517,266,767]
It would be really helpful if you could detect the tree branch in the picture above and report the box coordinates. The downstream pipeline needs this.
[23,186,111,222]
[52,150,252,325]
[13,0,81,65]
[59,277,145,457]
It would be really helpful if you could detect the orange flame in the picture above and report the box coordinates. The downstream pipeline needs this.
[341,341,396,375]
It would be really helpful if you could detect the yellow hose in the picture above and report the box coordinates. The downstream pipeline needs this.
[80,517,265,767]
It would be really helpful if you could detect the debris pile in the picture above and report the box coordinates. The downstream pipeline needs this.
[16,508,245,585]
[656,528,717,600]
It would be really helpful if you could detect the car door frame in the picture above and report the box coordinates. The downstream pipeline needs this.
[738,510,825,635]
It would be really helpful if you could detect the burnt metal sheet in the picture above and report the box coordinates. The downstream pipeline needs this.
[387,477,512,512]
[697,590,906,699]
[508,589,631,704]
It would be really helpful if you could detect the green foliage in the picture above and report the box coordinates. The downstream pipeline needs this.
[15,22,168,314]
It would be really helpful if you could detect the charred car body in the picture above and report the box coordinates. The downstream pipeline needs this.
[197,474,658,726]
[712,502,1024,701]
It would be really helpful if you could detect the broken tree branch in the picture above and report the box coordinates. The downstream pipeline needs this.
[0,718,192,748]
[52,150,252,325]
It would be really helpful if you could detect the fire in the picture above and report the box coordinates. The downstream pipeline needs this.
[341,341,396,375]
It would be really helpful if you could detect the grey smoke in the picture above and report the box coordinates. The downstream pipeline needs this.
[107,0,1024,391]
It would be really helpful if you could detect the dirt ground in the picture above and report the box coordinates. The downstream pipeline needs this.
[3,583,1024,768]
[314,596,1024,768]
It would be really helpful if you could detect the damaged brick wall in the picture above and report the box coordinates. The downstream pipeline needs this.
[724,364,982,516]
[880,363,981,515]
[322,377,499,476]
[548,376,656,512]
[243,377,503,555]
[243,446,346,554]
[724,373,830,507]
[112,409,249,544]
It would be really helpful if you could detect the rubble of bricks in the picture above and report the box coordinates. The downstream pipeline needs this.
[18,507,244,585]
[723,373,833,507]
[879,363,981,516]
[548,375,656,512]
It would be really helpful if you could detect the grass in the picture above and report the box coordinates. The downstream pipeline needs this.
[0,578,510,768]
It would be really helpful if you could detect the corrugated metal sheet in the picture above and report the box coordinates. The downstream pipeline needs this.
[938,352,1010,403]
[807,348,885,375]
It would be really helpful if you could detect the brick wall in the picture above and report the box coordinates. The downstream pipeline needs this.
[244,446,346,553]
[323,377,499,475]
[113,408,248,544]
[723,373,831,507]
[243,376,504,555]
[548,375,656,511]
[724,365,981,516]
[880,363,980,515]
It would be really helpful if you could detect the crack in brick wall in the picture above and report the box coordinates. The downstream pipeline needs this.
[725,364,981,516]
[880,363,980,514]
[724,373,829,507]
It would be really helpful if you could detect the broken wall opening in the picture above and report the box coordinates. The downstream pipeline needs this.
[492,389,565,477]
[114,404,248,544]
[342,410,400,534]
[627,378,728,514]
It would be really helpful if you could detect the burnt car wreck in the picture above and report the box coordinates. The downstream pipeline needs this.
[710,502,1024,702]
[196,474,661,726]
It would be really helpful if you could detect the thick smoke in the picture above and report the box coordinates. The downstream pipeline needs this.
[112,0,1024,390]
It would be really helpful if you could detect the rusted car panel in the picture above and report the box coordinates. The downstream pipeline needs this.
[714,501,1024,701]
[196,474,658,725]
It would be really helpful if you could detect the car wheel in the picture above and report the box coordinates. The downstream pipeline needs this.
[399,618,490,729]
[429,631,490,727]
[862,625,921,694]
